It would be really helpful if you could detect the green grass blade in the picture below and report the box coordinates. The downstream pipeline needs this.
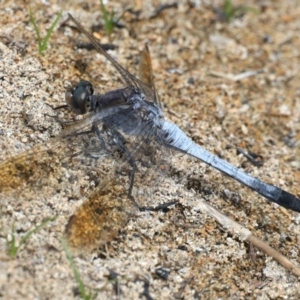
[100,0,111,35]
[222,0,259,22]
[6,223,18,258]
[40,11,63,53]
[6,216,57,258]
[61,238,97,300]
[100,0,109,26]
[237,6,259,15]
[29,7,42,52]
[223,0,235,21]
[19,216,57,246]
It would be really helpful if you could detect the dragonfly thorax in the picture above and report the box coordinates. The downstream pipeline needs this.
[129,92,164,127]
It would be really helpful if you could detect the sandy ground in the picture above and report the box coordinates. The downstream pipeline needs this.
[0,0,300,299]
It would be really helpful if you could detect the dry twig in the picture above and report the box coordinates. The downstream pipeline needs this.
[195,198,300,277]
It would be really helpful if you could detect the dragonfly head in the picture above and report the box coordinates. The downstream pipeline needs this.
[65,80,94,114]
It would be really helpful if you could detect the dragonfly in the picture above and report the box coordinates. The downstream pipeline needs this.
[0,13,299,254]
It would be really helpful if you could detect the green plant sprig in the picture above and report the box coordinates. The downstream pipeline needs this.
[99,0,124,38]
[29,8,62,54]
[6,216,57,258]
[222,0,258,22]
[61,238,98,300]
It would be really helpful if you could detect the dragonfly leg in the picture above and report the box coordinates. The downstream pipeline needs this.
[102,126,137,196]
[139,200,178,212]
[63,124,106,147]
[91,124,107,151]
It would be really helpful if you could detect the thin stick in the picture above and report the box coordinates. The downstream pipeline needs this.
[209,70,263,81]
[195,198,300,277]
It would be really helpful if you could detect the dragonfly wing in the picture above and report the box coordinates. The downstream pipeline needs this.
[65,173,138,253]
[68,14,159,106]
[139,45,154,89]
[0,102,133,200]
[138,44,161,107]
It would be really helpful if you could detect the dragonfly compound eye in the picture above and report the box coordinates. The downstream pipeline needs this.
[65,80,94,115]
